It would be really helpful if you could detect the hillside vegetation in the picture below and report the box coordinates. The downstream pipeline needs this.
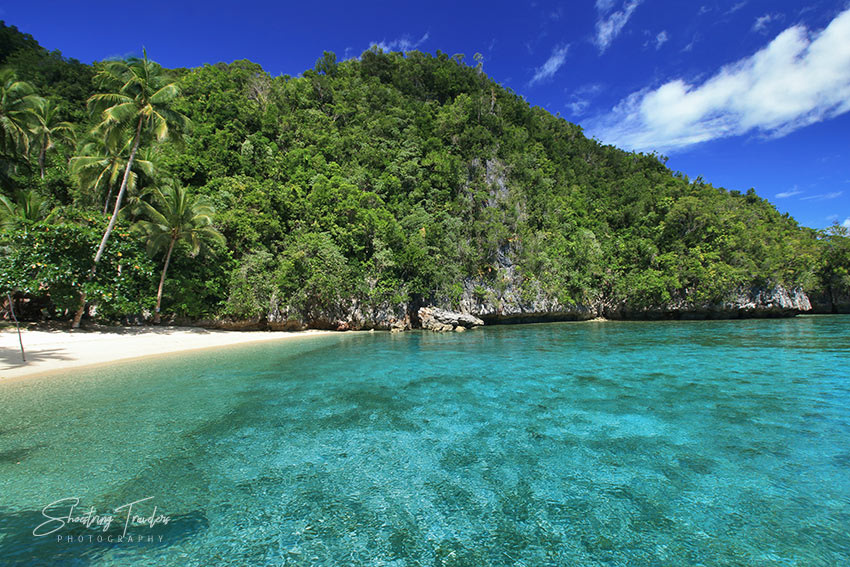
[1,22,847,327]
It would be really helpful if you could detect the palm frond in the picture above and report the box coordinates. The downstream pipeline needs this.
[87,92,132,114]
[132,184,225,259]
[150,82,181,104]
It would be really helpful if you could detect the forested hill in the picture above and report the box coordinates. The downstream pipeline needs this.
[1,21,848,328]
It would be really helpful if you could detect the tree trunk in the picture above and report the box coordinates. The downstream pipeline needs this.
[38,145,46,179]
[153,236,177,324]
[71,117,144,329]
[93,117,143,266]
[103,183,115,216]
[70,289,87,329]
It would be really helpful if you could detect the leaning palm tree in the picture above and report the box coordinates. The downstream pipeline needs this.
[133,184,224,323]
[72,50,190,327]
[0,69,42,160]
[70,138,154,214]
[87,51,190,266]
[30,97,76,178]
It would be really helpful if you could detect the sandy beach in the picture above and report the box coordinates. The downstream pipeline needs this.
[0,326,336,380]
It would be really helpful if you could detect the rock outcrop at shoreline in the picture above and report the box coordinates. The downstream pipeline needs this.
[809,289,850,314]
[450,276,598,324]
[418,307,484,332]
[602,286,812,320]
[193,283,814,332]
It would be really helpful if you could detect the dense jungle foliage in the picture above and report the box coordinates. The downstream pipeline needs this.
[1,21,847,323]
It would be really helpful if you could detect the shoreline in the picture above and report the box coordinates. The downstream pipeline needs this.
[2,314,840,381]
[0,326,339,381]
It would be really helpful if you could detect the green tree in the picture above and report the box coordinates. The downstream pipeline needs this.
[70,138,154,214]
[30,97,75,178]
[817,223,850,307]
[314,51,338,77]
[72,50,190,327]
[0,68,41,160]
[275,232,352,321]
[133,184,224,323]
[0,218,156,319]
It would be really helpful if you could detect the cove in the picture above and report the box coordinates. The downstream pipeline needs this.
[1,316,848,565]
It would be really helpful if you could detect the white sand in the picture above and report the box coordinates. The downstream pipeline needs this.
[0,326,336,380]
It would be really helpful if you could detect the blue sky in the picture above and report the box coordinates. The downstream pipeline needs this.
[3,1,849,229]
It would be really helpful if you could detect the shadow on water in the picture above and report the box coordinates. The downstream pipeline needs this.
[0,506,208,567]
[0,444,44,464]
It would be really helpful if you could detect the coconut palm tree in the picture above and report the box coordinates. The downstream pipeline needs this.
[0,69,42,161]
[72,50,190,327]
[30,97,76,178]
[70,138,154,214]
[133,184,224,323]
[86,50,190,266]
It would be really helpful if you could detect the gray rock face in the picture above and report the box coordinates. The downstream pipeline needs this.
[267,300,413,331]
[727,286,811,315]
[418,307,484,332]
[199,284,812,332]
[452,274,598,323]
[809,289,850,314]
[431,234,599,324]
[196,300,412,332]
[603,286,812,320]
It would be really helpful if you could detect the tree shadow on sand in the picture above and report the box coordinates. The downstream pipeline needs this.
[0,347,73,370]
[78,325,214,336]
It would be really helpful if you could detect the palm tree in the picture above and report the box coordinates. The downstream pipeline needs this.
[133,184,224,323]
[0,190,54,231]
[87,50,190,266]
[0,69,42,161]
[30,98,76,178]
[70,138,154,214]
[72,50,190,327]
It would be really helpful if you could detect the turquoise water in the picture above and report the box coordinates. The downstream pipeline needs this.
[1,317,849,566]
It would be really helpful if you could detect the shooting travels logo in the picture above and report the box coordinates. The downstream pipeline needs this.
[33,497,172,544]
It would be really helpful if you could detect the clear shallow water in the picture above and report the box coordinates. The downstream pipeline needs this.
[1,317,849,566]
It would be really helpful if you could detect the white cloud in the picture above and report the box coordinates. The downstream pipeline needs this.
[776,187,803,198]
[567,83,603,116]
[595,0,644,53]
[371,33,429,53]
[587,8,850,153]
[753,13,778,33]
[655,30,669,50]
[569,101,591,115]
[727,2,747,15]
[801,191,843,201]
[843,218,850,228]
[529,45,570,86]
